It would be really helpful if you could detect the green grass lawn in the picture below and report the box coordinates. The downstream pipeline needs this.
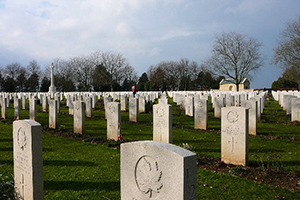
[0,96,300,199]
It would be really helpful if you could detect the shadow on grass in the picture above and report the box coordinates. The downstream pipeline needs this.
[280,160,300,166]
[249,148,285,153]
[43,160,97,167]
[43,148,53,152]
[0,160,13,165]
[193,148,220,153]
[44,180,119,191]
[0,147,13,151]
[0,138,13,142]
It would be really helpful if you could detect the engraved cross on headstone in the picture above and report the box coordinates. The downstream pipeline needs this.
[228,136,238,152]
[21,173,25,199]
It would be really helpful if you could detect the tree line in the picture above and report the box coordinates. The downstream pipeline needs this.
[272,16,300,90]
[0,53,222,92]
[0,16,298,92]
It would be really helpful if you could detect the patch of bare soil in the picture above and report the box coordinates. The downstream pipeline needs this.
[197,155,300,191]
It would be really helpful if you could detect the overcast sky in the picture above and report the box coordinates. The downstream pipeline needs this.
[0,0,299,88]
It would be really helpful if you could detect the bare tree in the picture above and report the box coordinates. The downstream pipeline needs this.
[93,51,134,91]
[273,16,300,69]
[27,60,41,76]
[4,62,24,80]
[205,32,264,91]
[273,16,300,88]
[52,58,77,91]
[68,56,95,91]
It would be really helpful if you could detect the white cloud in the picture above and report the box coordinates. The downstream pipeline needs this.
[150,47,161,57]
[224,0,277,15]
[0,0,299,88]
[155,29,201,41]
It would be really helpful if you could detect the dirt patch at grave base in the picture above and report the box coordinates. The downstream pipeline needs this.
[197,155,300,191]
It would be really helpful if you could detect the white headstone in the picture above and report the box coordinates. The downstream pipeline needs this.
[107,102,121,141]
[49,100,58,129]
[241,99,257,135]
[129,97,139,122]
[194,99,208,130]
[139,96,146,113]
[214,96,223,118]
[14,98,21,120]
[29,98,37,121]
[121,141,197,200]
[185,96,194,117]
[153,103,172,143]
[221,107,249,166]
[13,120,43,200]
[1,98,7,119]
[121,96,128,111]
[74,101,85,134]
[85,97,93,118]
[22,96,26,110]
[42,95,48,112]
[291,98,300,122]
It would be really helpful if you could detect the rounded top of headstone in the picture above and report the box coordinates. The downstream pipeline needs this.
[121,141,196,158]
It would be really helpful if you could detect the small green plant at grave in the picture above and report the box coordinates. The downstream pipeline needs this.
[252,152,284,174]
[181,143,194,151]
[0,173,16,200]
[59,124,67,131]
[230,166,245,175]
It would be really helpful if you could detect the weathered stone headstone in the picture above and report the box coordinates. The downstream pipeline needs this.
[92,95,97,109]
[121,141,197,200]
[214,96,223,118]
[55,94,60,113]
[225,95,234,107]
[250,97,261,121]
[29,98,37,121]
[194,99,208,130]
[69,100,74,116]
[185,96,194,117]
[159,95,169,104]
[1,98,7,119]
[241,99,257,135]
[291,98,300,122]
[107,102,121,141]
[13,120,43,200]
[74,101,85,134]
[153,103,172,143]
[14,98,21,120]
[49,100,58,129]
[104,97,113,119]
[221,107,249,166]
[139,96,146,113]
[285,95,296,115]
[85,97,93,118]
[129,97,139,122]
[121,96,127,111]
[42,95,48,112]
[22,95,26,110]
